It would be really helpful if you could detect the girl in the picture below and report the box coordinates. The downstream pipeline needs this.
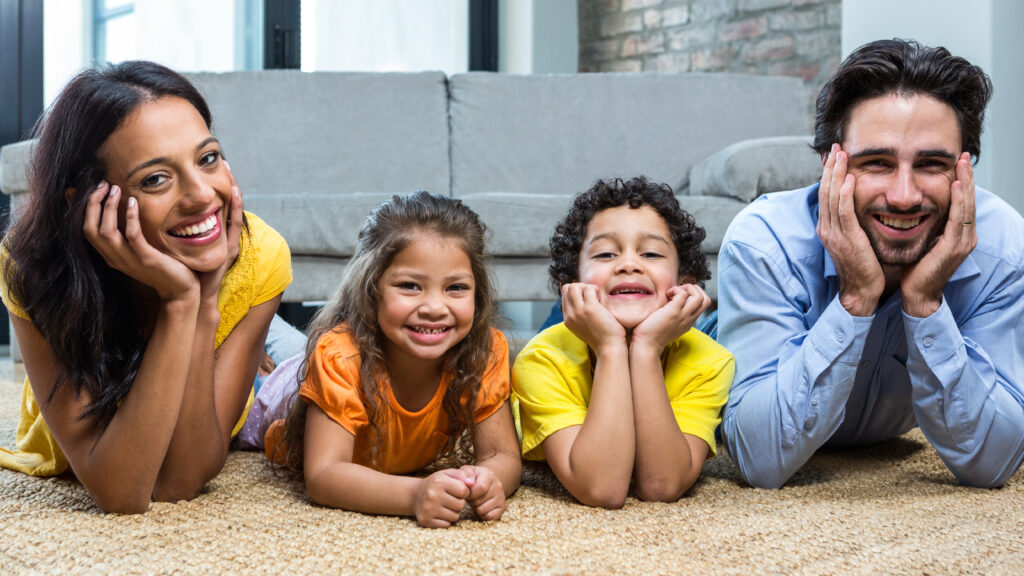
[512,177,735,508]
[258,191,521,528]
[0,61,292,513]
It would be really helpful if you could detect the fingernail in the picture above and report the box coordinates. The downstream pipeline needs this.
[110,185,120,196]
[95,180,108,190]
[224,160,232,172]
[128,197,136,208]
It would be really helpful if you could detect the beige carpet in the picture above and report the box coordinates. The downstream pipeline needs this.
[1,365,1022,575]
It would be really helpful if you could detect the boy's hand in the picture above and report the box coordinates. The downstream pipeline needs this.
[459,465,506,521]
[561,283,627,355]
[413,469,471,528]
[631,284,710,353]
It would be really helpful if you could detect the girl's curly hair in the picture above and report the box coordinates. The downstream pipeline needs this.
[548,176,709,292]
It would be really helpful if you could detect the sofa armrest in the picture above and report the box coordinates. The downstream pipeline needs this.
[688,136,821,203]
[1,139,34,197]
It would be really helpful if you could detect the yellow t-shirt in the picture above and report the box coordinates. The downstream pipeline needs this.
[266,327,511,475]
[512,322,735,461]
[0,212,292,476]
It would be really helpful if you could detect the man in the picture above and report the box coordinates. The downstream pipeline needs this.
[717,38,1024,489]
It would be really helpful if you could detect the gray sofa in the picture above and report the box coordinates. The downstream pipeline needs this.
[1,71,821,308]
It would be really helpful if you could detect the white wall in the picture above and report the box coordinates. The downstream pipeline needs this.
[135,0,237,73]
[306,0,468,75]
[44,0,243,106]
[43,0,89,106]
[499,0,577,74]
[842,0,1024,212]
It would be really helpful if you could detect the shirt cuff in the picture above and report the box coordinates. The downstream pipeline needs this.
[807,296,874,365]
[903,297,962,365]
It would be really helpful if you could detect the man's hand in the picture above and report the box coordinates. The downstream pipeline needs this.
[817,144,885,317]
[901,152,977,318]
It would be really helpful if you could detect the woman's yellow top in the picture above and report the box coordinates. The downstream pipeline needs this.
[0,212,291,476]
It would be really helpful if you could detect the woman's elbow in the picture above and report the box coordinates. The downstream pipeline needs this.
[151,458,224,503]
[92,489,152,514]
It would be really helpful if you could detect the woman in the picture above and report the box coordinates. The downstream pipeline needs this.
[0,61,292,513]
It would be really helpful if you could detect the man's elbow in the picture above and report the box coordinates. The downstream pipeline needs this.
[953,465,1013,489]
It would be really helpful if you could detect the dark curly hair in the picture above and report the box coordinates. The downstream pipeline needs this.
[813,38,992,160]
[549,177,709,293]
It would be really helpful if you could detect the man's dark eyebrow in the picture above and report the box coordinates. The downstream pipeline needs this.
[125,137,219,180]
[847,147,956,161]
[847,147,896,159]
[915,149,957,160]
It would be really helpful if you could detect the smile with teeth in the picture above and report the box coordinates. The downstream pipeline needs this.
[408,325,450,335]
[878,215,923,230]
[169,214,218,238]
[610,287,651,295]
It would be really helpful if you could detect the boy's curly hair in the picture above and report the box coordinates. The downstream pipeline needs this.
[548,176,709,292]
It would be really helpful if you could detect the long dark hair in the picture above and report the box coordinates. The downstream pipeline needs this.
[276,191,498,474]
[2,61,214,427]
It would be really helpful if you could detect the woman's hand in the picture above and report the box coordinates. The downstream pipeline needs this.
[197,164,244,306]
[83,181,198,303]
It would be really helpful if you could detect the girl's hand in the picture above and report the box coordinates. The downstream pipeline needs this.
[631,284,710,353]
[198,165,244,306]
[561,283,627,355]
[459,465,506,521]
[413,469,471,528]
[83,182,198,303]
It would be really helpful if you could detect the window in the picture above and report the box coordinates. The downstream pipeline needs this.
[93,0,135,64]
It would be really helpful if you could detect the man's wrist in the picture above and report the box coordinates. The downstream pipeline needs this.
[839,291,878,317]
[902,294,942,318]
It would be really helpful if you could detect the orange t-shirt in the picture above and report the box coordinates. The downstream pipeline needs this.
[266,327,510,475]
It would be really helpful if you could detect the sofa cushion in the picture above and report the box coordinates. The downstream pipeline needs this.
[187,71,451,200]
[244,192,398,256]
[688,136,822,203]
[0,140,34,197]
[449,72,808,199]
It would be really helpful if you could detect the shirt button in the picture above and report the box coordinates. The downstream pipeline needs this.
[811,396,818,406]
[923,337,934,348]
[835,332,846,343]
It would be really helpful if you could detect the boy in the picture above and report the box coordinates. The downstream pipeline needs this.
[512,177,734,508]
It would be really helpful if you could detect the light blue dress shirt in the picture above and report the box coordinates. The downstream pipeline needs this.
[718,184,1024,489]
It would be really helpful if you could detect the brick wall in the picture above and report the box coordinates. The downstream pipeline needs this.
[578,0,842,118]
